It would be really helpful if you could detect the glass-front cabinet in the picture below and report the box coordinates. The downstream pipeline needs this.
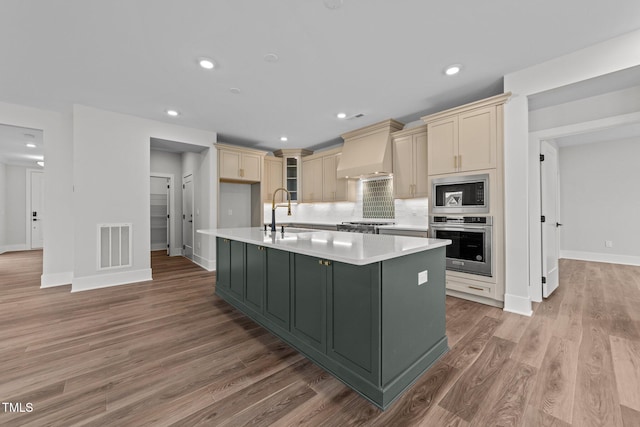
[273,149,312,203]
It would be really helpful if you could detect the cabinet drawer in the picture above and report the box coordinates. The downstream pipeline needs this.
[446,278,493,298]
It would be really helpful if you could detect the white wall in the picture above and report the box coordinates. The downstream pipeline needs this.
[503,28,640,315]
[5,165,27,248]
[150,150,183,255]
[219,183,251,228]
[72,105,216,291]
[0,103,73,287]
[559,138,640,264]
[182,150,216,270]
[0,162,6,252]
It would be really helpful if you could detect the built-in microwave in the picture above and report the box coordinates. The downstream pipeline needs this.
[432,173,489,214]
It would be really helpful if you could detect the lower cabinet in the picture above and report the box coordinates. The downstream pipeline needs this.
[244,244,265,312]
[264,248,291,330]
[229,240,245,300]
[291,254,328,352]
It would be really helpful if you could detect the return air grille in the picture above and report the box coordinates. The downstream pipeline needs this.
[98,223,132,270]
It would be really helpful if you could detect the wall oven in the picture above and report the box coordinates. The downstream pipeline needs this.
[430,216,492,277]
[432,173,489,214]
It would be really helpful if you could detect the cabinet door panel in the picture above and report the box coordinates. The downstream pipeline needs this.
[458,106,496,172]
[328,262,380,381]
[302,157,323,202]
[392,135,414,198]
[427,117,458,175]
[264,158,284,202]
[245,244,264,311]
[220,150,241,180]
[322,154,338,201]
[265,248,291,329]
[242,153,262,181]
[229,240,245,299]
[413,132,429,197]
[216,238,231,290]
[292,254,326,352]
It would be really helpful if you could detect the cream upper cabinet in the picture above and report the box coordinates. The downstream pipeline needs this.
[217,144,264,182]
[302,157,323,202]
[322,152,350,202]
[263,157,283,202]
[392,126,428,198]
[426,106,496,175]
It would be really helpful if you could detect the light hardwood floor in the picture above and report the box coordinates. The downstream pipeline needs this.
[1,251,639,426]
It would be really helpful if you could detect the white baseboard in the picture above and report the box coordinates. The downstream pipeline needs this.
[560,250,640,266]
[41,271,73,288]
[503,293,533,316]
[192,253,216,271]
[0,244,29,254]
[151,243,168,251]
[71,268,152,292]
[170,248,183,257]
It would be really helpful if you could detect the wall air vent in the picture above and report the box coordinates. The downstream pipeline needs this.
[98,223,132,270]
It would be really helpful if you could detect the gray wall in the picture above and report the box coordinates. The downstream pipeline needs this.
[559,137,640,262]
[0,162,5,250]
[219,183,251,228]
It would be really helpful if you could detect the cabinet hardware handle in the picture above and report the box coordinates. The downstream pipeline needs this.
[454,155,458,169]
[318,259,323,265]
[324,260,331,266]
[223,239,229,243]
[468,286,484,291]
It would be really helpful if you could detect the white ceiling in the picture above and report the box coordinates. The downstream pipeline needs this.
[0,124,44,168]
[1,1,640,152]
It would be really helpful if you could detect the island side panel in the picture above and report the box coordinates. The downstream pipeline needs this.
[327,262,381,385]
[381,247,448,405]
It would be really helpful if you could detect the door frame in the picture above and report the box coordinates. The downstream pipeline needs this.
[25,168,44,250]
[528,111,640,302]
[539,140,561,298]
[182,173,194,260]
[150,173,174,255]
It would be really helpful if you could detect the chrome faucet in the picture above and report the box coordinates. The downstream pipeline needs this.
[271,187,292,232]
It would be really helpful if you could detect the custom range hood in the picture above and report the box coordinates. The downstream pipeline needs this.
[337,119,404,179]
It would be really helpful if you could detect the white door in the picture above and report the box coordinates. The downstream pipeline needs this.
[182,175,194,260]
[30,170,44,249]
[540,140,561,297]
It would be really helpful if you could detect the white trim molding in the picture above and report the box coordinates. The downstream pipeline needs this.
[41,271,73,288]
[561,250,640,267]
[192,253,215,272]
[71,268,152,292]
[0,244,28,254]
[503,293,533,317]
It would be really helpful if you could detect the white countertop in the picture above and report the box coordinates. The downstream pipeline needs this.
[198,227,449,266]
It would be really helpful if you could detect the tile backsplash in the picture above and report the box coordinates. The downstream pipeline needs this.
[362,177,394,219]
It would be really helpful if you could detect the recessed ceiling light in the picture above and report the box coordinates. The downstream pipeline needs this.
[444,64,462,76]
[36,161,44,167]
[230,87,241,94]
[324,0,344,10]
[336,112,347,119]
[26,143,37,148]
[166,109,179,117]
[280,136,288,142]
[198,58,215,70]
[264,53,279,63]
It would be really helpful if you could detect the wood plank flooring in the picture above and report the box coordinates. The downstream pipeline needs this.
[1,252,639,426]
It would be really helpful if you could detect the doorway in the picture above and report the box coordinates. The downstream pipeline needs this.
[150,175,171,254]
[28,169,45,249]
[540,140,560,297]
[182,174,194,261]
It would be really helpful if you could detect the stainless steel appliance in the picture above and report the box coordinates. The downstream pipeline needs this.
[337,221,395,234]
[432,173,489,214]
[429,216,492,277]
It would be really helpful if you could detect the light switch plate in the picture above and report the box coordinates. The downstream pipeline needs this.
[418,270,428,285]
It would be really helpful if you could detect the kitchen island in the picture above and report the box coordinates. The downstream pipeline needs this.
[197,227,450,409]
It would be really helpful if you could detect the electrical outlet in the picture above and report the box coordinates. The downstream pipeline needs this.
[605,240,613,248]
[418,270,428,285]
